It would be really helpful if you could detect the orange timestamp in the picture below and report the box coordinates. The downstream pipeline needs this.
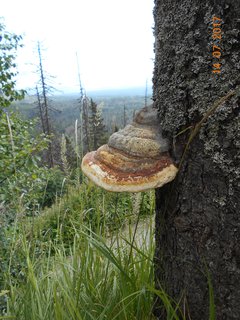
[212,16,222,74]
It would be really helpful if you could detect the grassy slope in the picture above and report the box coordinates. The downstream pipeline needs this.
[2,183,158,319]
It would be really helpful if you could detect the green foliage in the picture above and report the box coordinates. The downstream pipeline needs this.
[0,21,25,112]
[0,176,215,319]
[206,268,216,320]
[41,167,67,208]
[27,181,155,248]
[89,99,108,150]
[0,112,49,211]
[0,21,48,212]
[3,206,156,319]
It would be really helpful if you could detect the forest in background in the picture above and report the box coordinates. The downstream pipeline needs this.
[12,92,152,134]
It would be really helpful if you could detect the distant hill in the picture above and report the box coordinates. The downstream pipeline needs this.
[57,86,153,98]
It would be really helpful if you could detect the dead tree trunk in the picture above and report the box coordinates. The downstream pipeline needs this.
[76,53,90,155]
[36,85,45,134]
[37,42,54,168]
[82,95,90,154]
[153,0,240,319]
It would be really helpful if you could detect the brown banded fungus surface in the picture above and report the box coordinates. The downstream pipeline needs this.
[81,106,178,192]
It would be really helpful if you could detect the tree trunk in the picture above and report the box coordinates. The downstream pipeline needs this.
[153,0,240,319]
[37,42,54,168]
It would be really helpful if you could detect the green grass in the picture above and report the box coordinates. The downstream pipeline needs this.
[4,216,156,319]
[0,180,216,320]
[1,181,158,319]
[23,181,155,248]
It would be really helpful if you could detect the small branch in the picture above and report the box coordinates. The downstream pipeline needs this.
[178,88,236,171]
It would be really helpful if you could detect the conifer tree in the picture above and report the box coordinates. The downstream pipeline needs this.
[89,99,107,150]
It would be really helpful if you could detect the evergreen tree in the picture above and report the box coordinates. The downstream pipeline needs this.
[89,99,107,150]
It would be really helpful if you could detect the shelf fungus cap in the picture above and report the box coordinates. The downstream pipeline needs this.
[81,106,178,192]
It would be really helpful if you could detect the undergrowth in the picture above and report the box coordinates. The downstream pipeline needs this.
[0,180,215,320]
[0,181,159,319]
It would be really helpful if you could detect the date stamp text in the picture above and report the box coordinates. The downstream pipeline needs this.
[212,16,222,74]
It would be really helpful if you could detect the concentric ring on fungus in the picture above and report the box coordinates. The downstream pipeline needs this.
[81,106,178,192]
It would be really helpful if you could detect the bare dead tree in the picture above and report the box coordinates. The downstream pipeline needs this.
[82,95,91,153]
[76,52,90,155]
[35,85,45,133]
[36,42,60,167]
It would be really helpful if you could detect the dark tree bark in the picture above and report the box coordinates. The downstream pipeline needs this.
[153,0,240,319]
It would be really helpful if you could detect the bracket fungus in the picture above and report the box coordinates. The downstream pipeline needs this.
[81,106,178,192]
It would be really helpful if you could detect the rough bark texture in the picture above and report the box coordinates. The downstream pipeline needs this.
[153,0,240,319]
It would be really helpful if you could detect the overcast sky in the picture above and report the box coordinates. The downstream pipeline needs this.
[1,0,154,93]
